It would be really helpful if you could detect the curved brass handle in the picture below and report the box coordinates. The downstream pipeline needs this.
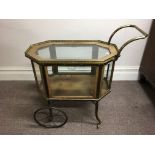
[108,24,148,57]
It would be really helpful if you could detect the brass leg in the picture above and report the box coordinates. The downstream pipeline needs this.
[48,100,53,121]
[95,101,101,129]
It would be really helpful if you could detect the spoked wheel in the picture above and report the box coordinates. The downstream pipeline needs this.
[33,107,68,128]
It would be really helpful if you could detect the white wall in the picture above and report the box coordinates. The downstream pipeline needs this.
[0,19,152,80]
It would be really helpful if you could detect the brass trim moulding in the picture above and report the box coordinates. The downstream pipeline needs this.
[25,40,118,65]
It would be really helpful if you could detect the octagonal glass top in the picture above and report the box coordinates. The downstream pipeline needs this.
[37,44,110,60]
[25,40,118,64]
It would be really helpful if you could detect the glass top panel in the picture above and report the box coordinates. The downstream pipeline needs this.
[37,44,110,60]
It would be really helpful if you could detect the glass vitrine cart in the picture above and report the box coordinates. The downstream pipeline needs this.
[25,25,148,128]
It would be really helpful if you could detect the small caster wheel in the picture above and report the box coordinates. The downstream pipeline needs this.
[33,107,68,128]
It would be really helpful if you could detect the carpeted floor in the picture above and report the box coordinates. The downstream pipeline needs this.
[0,81,155,135]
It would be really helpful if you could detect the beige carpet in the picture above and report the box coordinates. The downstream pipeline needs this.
[0,81,155,135]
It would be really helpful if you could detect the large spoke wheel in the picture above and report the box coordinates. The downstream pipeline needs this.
[33,107,68,128]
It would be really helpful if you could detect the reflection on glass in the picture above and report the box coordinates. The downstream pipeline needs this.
[103,61,114,88]
[33,62,41,84]
[37,44,110,60]
[33,62,45,94]
[46,66,97,98]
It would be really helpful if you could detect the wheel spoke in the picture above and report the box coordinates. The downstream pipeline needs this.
[38,116,50,123]
[34,107,68,128]
[37,111,48,116]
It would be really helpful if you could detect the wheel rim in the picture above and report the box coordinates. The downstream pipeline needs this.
[33,107,68,128]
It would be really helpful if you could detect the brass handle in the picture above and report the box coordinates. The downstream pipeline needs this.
[108,24,148,57]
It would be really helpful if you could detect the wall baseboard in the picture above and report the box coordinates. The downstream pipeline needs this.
[0,66,139,81]
[113,66,139,80]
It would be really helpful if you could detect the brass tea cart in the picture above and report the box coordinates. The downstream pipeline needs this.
[25,25,148,128]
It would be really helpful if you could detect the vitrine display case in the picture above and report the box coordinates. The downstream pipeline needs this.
[25,25,148,128]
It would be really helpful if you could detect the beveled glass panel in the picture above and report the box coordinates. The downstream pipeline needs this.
[37,44,110,60]
[33,62,41,84]
[102,61,114,89]
[33,62,45,94]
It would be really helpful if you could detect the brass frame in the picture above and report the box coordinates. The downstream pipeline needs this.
[26,40,118,101]
[25,24,148,128]
[108,24,148,58]
[25,40,118,65]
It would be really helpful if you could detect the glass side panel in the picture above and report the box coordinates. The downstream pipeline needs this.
[102,61,114,89]
[46,66,98,98]
[33,62,42,84]
[33,62,45,95]
[37,44,110,60]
